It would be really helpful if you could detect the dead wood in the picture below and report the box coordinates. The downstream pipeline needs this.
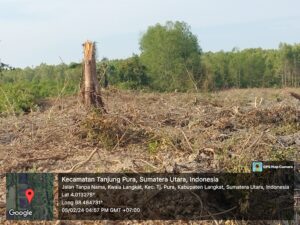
[56,148,99,173]
[81,41,106,112]
[290,92,300,101]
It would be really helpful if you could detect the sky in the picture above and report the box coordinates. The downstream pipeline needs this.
[0,0,300,68]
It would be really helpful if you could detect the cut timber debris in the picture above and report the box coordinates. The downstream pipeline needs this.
[290,92,300,101]
[80,40,106,112]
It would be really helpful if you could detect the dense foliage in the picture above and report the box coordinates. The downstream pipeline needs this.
[1,21,300,114]
[202,44,300,90]
[104,55,149,89]
[0,63,81,114]
[140,21,202,91]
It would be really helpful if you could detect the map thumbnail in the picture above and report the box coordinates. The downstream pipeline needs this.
[6,173,54,220]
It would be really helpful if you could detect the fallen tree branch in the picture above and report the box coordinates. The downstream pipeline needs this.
[246,131,265,151]
[19,154,69,163]
[0,201,5,208]
[290,92,300,101]
[179,128,194,152]
[57,148,98,173]
[133,158,159,170]
[0,154,69,178]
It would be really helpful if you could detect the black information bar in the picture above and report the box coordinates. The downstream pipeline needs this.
[58,161,295,220]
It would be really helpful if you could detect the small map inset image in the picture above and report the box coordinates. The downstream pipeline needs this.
[6,173,54,220]
[252,161,263,172]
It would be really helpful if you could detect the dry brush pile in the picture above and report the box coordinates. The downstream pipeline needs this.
[0,88,299,225]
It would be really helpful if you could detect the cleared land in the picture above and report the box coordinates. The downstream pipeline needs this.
[0,88,299,224]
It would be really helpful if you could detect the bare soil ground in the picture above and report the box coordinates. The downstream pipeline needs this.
[0,88,299,225]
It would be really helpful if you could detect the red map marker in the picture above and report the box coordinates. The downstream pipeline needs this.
[25,188,34,204]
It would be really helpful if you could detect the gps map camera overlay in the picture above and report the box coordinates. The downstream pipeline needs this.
[57,162,295,221]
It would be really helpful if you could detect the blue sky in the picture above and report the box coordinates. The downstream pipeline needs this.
[0,0,300,68]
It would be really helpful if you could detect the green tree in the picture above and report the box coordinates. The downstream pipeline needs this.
[140,21,202,91]
[279,43,300,87]
[107,55,149,89]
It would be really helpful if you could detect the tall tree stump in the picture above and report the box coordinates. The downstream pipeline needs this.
[81,41,106,112]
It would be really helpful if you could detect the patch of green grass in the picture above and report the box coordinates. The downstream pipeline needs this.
[269,147,297,161]
[148,140,159,154]
[27,164,39,173]
[270,123,299,136]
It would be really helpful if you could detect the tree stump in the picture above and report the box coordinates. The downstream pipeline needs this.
[80,41,106,112]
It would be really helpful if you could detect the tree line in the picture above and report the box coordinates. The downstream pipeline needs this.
[100,21,300,91]
[0,21,300,114]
